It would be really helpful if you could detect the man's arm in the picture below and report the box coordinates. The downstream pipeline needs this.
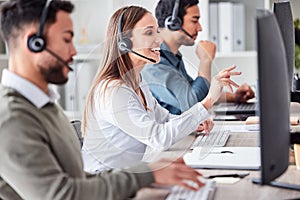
[0,112,205,200]
[217,83,255,103]
[0,115,153,200]
[143,64,209,113]
[196,40,216,82]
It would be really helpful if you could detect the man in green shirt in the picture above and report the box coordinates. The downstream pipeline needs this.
[0,0,203,199]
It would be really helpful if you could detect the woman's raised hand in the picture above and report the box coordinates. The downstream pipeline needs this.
[202,65,241,109]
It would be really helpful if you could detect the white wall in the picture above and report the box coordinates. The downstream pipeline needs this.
[117,0,159,13]
[71,1,113,45]
[71,0,159,45]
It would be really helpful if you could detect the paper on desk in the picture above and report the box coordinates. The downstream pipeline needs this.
[245,116,300,125]
[184,147,261,170]
[219,124,259,132]
[213,177,240,184]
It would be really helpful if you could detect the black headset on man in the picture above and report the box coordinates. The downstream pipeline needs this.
[164,0,193,39]
[27,0,73,71]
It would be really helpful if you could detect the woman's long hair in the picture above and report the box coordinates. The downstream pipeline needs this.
[82,6,149,134]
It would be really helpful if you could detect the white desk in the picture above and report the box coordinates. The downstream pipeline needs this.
[135,121,300,200]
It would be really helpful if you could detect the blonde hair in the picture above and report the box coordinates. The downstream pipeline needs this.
[82,6,150,134]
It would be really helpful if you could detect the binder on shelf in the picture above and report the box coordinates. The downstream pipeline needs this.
[233,3,245,51]
[209,3,219,49]
[218,2,233,52]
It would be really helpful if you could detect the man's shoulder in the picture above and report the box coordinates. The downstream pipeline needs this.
[0,85,40,124]
[143,61,178,73]
[0,85,34,109]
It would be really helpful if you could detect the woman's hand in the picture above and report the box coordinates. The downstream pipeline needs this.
[197,118,214,134]
[202,65,241,110]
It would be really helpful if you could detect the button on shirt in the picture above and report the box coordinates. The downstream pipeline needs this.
[141,42,210,115]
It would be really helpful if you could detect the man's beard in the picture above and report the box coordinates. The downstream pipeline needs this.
[40,61,68,85]
[182,35,195,46]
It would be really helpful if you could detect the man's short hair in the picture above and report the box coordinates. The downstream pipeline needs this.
[0,0,74,46]
[155,0,199,28]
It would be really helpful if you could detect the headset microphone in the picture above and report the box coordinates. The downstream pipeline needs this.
[129,48,156,63]
[118,9,156,63]
[180,27,193,39]
[119,42,156,63]
[164,0,194,39]
[45,48,73,71]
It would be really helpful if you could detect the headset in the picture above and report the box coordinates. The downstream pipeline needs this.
[27,0,73,71]
[27,0,52,53]
[117,9,156,63]
[164,0,193,39]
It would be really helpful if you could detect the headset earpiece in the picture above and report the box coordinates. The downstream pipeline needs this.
[164,0,182,31]
[164,15,182,31]
[27,34,46,53]
[164,0,194,39]
[118,37,132,53]
[27,0,52,53]
[118,8,133,53]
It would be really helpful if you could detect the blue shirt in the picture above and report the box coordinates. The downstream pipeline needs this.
[141,42,210,115]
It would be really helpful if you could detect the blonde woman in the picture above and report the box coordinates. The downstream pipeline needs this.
[82,6,240,172]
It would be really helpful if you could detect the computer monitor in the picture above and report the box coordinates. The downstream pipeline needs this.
[252,10,300,190]
[273,1,295,92]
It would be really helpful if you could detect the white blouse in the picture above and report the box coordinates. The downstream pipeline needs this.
[81,80,209,172]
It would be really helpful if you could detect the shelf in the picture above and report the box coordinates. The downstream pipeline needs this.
[0,53,100,61]
[215,51,257,58]
[74,53,100,61]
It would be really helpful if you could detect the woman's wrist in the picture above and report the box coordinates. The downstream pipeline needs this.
[201,97,214,110]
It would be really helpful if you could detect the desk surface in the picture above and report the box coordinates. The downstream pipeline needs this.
[136,121,300,200]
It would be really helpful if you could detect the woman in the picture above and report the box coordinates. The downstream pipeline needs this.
[81,6,240,172]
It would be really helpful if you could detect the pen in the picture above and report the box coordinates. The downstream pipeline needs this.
[204,172,249,179]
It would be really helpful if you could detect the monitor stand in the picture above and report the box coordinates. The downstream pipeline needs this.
[291,91,300,103]
[291,132,300,144]
[252,178,300,190]
[252,132,300,191]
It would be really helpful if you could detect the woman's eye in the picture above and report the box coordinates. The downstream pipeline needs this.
[145,31,153,36]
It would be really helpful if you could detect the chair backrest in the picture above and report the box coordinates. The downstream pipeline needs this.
[70,120,83,148]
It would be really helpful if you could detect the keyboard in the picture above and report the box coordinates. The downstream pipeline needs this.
[214,102,257,115]
[236,103,256,111]
[190,129,230,149]
[166,179,216,200]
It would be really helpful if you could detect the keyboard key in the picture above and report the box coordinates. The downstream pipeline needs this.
[166,179,216,200]
[190,130,230,149]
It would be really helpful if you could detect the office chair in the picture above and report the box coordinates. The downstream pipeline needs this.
[70,120,83,148]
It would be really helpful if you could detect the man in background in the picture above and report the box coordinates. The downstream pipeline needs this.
[141,0,254,114]
[0,0,204,199]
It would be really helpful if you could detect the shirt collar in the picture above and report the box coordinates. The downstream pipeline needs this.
[1,69,60,109]
[160,42,182,68]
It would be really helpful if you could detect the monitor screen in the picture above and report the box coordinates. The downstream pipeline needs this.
[256,9,290,184]
[273,1,295,92]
